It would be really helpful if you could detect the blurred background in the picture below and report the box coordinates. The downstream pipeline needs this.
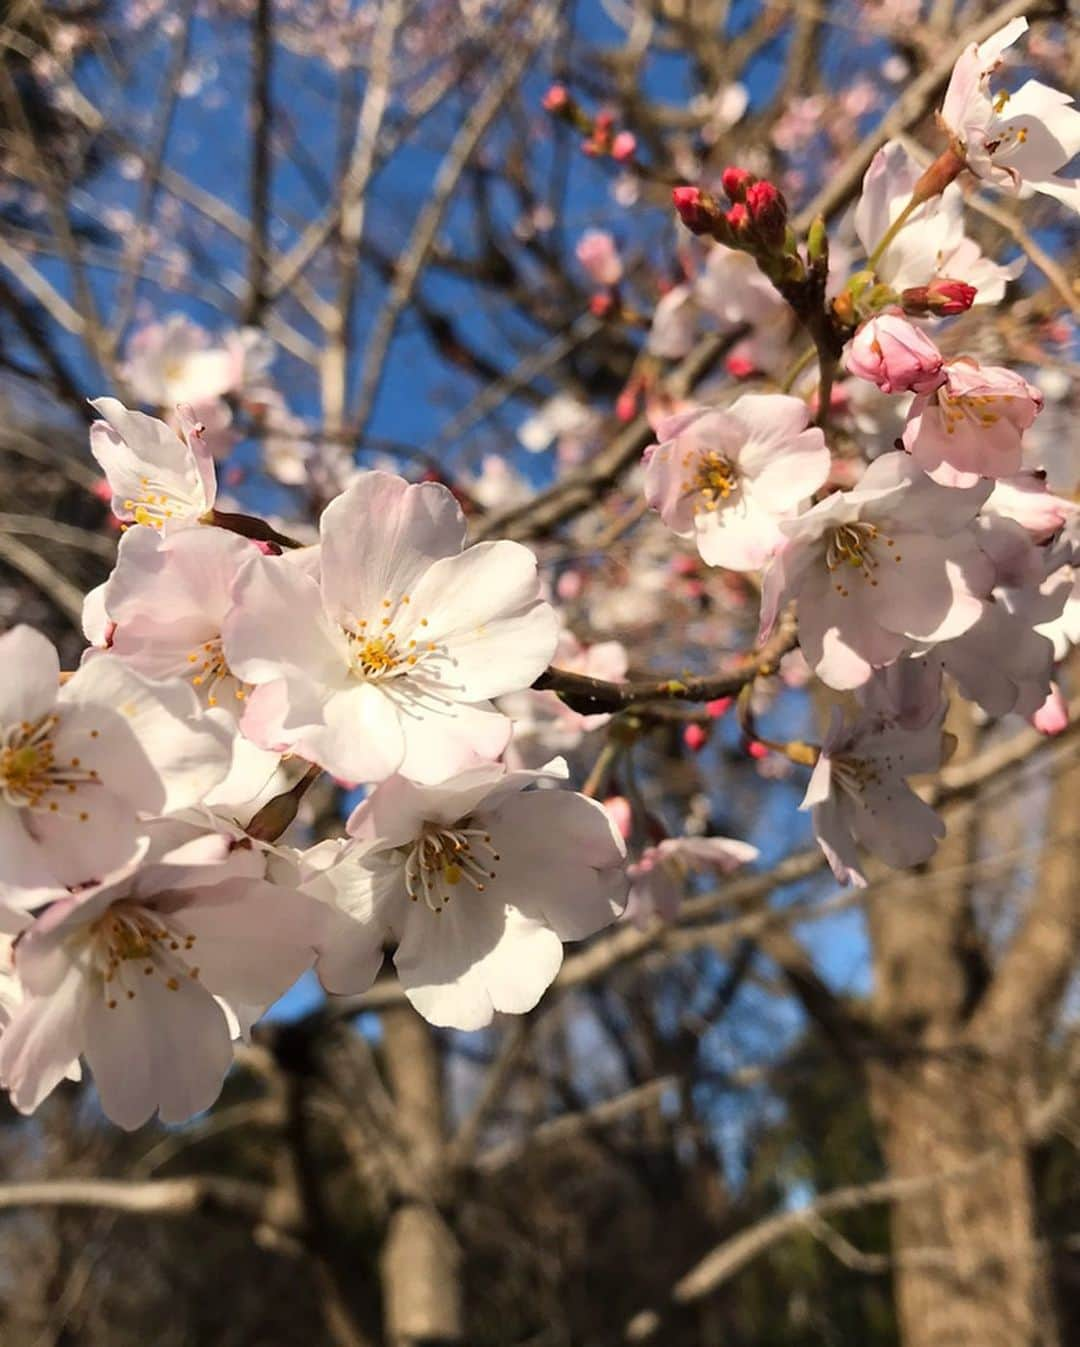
[0,1,1078,1344]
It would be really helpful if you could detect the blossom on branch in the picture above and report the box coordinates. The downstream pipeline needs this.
[304,760,627,1030]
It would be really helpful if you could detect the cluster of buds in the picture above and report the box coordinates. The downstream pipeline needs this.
[672,169,792,259]
[542,85,637,164]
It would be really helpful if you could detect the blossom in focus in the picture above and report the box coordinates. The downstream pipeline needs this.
[845,313,945,395]
[644,394,830,571]
[304,760,627,1030]
[902,357,1043,486]
[801,706,946,887]
[576,230,623,286]
[224,471,559,785]
[624,835,758,928]
[760,452,993,689]
[940,17,1080,212]
[0,626,231,909]
[90,397,216,529]
[0,822,324,1129]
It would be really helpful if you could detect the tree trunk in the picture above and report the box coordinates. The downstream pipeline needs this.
[379,1007,463,1347]
[865,704,1062,1347]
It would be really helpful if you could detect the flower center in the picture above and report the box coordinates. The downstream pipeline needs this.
[937,385,1007,433]
[342,594,440,684]
[186,637,246,707]
[824,522,901,596]
[91,902,200,1011]
[0,714,99,817]
[404,822,500,913]
[122,475,182,528]
[832,754,881,797]
[685,450,740,512]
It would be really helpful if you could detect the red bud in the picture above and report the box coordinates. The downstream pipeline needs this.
[683,724,708,753]
[900,278,977,316]
[721,167,756,203]
[745,180,788,249]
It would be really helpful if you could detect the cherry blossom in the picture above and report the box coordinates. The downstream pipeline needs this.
[940,17,1080,212]
[576,230,623,286]
[854,139,1024,301]
[982,472,1077,543]
[90,397,217,529]
[624,835,758,928]
[801,706,946,886]
[0,822,325,1129]
[644,394,830,570]
[902,357,1043,486]
[846,313,945,395]
[760,452,994,689]
[223,470,559,785]
[305,760,627,1029]
[0,626,232,909]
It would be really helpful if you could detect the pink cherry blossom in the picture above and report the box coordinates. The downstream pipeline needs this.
[223,470,559,785]
[0,627,232,909]
[1031,682,1068,735]
[760,452,994,689]
[902,357,1043,486]
[644,394,830,571]
[846,313,945,395]
[982,472,1077,543]
[576,230,623,286]
[801,706,946,887]
[304,760,627,1030]
[941,17,1080,212]
[624,835,758,928]
[0,822,325,1129]
[90,397,217,529]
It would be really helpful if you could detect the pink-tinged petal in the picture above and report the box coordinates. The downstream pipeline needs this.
[487,791,627,939]
[395,698,510,784]
[18,784,143,891]
[0,806,68,908]
[175,403,218,507]
[89,397,214,522]
[747,432,831,511]
[320,471,466,625]
[59,657,232,815]
[297,683,406,782]
[174,879,323,1010]
[0,626,60,725]
[852,782,944,869]
[726,392,816,457]
[1031,683,1068,736]
[643,438,697,536]
[811,797,867,888]
[83,973,232,1129]
[224,553,347,688]
[695,503,785,572]
[0,966,88,1114]
[107,524,254,636]
[394,897,564,1030]
[346,765,508,847]
[305,853,404,994]
[405,547,558,702]
[871,534,988,641]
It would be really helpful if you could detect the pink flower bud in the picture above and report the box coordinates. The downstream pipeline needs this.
[1031,682,1068,736]
[615,385,639,422]
[576,229,623,286]
[683,724,708,753]
[672,185,721,236]
[725,353,756,379]
[725,202,750,236]
[611,131,637,163]
[556,569,584,600]
[747,740,769,760]
[745,180,788,249]
[706,697,732,718]
[846,313,945,395]
[589,292,615,317]
[900,278,977,317]
[721,166,756,202]
[542,84,570,113]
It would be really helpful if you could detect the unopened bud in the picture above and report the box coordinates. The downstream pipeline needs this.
[683,723,708,753]
[542,83,571,114]
[806,215,829,271]
[725,201,750,235]
[672,185,729,240]
[721,166,756,203]
[745,180,788,251]
[900,278,977,317]
[611,130,637,163]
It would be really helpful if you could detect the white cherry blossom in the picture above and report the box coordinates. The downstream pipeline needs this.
[224,470,559,785]
[90,397,217,529]
[0,627,231,908]
[643,394,830,571]
[304,760,627,1030]
[0,822,325,1129]
[760,452,993,689]
[940,17,1080,212]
